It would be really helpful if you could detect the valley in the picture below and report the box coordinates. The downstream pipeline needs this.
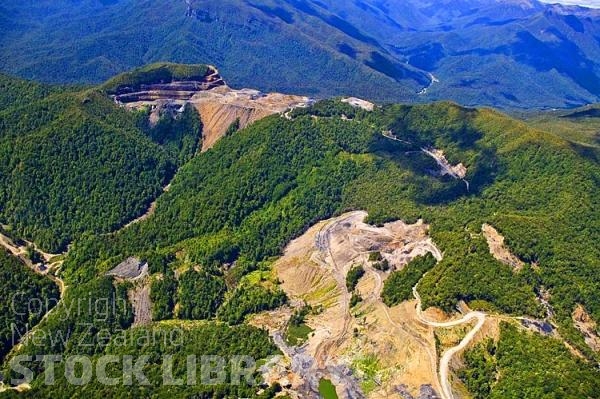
[1,63,600,399]
[3,0,600,108]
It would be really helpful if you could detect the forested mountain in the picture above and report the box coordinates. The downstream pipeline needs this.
[61,94,600,338]
[1,0,600,108]
[0,250,60,361]
[0,0,428,102]
[0,70,201,252]
[1,65,600,397]
[522,102,600,147]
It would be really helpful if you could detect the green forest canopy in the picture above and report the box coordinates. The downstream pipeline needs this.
[0,73,201,252]
[0,250,60,361]
[1,68,599,396]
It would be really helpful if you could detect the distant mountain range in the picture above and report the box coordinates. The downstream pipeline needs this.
[1,0,600,108]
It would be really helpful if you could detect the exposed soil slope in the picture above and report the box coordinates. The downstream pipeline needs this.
[118,66,312,152]
[191,87,311,151]
[482,224,525,272]
[572,304,600,353]
[257,211,445,399]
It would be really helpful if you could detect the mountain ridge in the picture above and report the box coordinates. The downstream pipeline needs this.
[2,0,600,108]
[0,64,599,398]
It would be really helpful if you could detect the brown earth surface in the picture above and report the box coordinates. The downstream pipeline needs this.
[482,224,525,272]
[129,282,152,327]
[257,211,446,399]
[190,86,311,151]
[256,212,555,399]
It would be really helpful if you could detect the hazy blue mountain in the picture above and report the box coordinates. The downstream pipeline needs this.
[1,0,600,108]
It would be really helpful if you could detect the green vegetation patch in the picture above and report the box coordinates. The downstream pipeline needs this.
[285,324,314,346]
[382,253,437,307]
[0,250,60,361]
[285,305,315,346]
[217,284,287,325]
[460,323,600,398]
[346,264,365,291]
[352,354,383,394]
[318,378,339,399]
[150,273,177,321]
[177,269,226,320]
[5,322,280,398]
[102,63,209,94]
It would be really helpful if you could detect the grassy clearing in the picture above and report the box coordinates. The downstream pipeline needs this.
[304,281,339,304]
[351,354,384,394]
[285,323,314,346]
[318,378,339,399]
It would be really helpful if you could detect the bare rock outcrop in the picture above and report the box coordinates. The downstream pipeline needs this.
[112,66,224,104]
[106,257,148,280]
[421,148,467,180]
[482,224,525,272]
[572,304,600,352]
[341,97,375,111]
[190,86,311,152]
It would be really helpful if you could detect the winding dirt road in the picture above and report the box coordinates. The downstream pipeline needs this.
[313,215,354,369]
[118,183,172,232]
[270,211,492,398]
[413,282,487,399]
[313,211,447,397]
[360,263,443,395]
[0,232,68,358]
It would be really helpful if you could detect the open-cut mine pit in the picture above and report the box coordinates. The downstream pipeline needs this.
[253,211,446,399]
[114,66,312,152]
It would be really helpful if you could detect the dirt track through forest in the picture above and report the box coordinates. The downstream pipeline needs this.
[413,281,486,399]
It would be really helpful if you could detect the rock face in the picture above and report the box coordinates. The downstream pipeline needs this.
[396,384,441,399]
[117,65,312,152]
[112,66,225,103]
[572,304,600,352]
[106,257,148,280]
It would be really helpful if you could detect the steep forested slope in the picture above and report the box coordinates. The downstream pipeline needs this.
[52,97,600,396]
[0,70,201,252]
[2,68,600,396]
[60,96,599,336]
[0,250,60,361]
[461,323,600,398]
